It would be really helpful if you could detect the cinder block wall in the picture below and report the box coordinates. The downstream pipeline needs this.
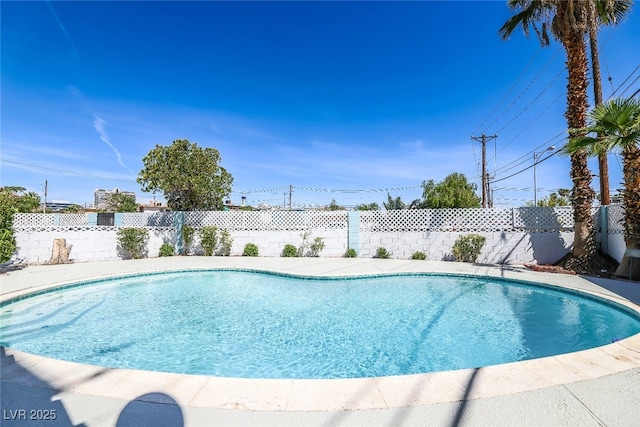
[12,207,625,265]
[16,228,572,265]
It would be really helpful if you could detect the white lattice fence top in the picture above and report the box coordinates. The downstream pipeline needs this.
[608,204,625,235]
[511,207,575,230]
[360,207,577,232]
[11,207,614,233]
[59,214,89,226]
[122,212,176,227]
[13,213,55,228]
[183,210,348,231]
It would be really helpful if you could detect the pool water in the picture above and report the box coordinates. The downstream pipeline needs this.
[1,270,639,379]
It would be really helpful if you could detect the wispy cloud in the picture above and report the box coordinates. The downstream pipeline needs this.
[93,115,135,174]
[46,1,79,59]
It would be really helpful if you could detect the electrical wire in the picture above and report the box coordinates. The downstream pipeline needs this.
[491,131,566,176]
[482,48,561,135]
[472,47,545,136]
[609,63,640,98]
[491,148,562,184]
[490,92,564,162]
[2,159,137,183]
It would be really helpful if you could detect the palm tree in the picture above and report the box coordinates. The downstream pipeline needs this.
[565,97,640,279]
[500,0,595,272]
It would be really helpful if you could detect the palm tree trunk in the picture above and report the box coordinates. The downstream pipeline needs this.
[614,145,640,280]
[559,2,596,269]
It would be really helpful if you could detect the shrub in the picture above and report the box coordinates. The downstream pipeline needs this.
[308,237,325,257]
[375,247,391,259]
[181,224,194,255]
[159,243,175,257]
[411,251,427,260]
[199,226,218,256]
[116,228,149,259]
[296,230,325,257]
[297,230,311,256]
[243,242,259,257]
[281,244,298,257]
[452,234,486,263]
[217,229,233,256]
[344,248,357,258]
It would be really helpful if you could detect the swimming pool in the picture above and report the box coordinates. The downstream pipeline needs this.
[2,269,639,379]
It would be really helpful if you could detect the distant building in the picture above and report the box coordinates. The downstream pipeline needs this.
[94,188,136,210]
[138,200,168,212]
[44,201,78,212]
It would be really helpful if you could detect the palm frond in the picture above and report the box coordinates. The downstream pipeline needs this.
[567,98,640,156]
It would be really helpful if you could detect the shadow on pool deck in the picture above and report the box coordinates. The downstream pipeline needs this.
[583,276,640,305]
[1,347,81,426]
[1,347,186,427]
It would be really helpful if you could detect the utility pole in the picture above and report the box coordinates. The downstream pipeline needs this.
[43,180,48,213]
[289,185,293,210]
[471,134,497,208]
[587,1,610,205]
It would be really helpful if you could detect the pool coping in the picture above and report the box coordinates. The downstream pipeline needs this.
[2,257,640,414]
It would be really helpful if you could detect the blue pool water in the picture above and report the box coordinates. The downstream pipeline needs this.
[1,270,639,379]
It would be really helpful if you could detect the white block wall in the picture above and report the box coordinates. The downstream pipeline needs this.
[15,228,175,263]
[357,231,573,264]
[15,227,573,265]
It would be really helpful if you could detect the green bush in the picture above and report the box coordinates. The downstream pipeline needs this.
[159,243,175,257]
[199,226,218,256]
[217,229,233,256]
[281,244,298,257]
[308,237,325,257]
[181,224,194,255]
[297,230,325,257]
[0,187,41,263]
[452,234,486,263]
[116,228,149,259]
[411,251,427,260]
[375,247,391,259]
[243,243,259,257]
[344,248,357,258]
[0,229,16,264]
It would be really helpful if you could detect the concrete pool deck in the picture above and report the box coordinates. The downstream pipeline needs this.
[1,257,640,426]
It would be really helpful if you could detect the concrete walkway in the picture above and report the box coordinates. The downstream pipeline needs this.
[2,257,640,426]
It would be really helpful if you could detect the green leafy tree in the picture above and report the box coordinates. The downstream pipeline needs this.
[1,186,41,213]
[327,199,345,211]
[421,173,481,209]
[105,192,138,212]
[63,204,84,213]
[356,202,379,211]
[526,189,572,207]
[383,194,406,210]
[137,139,233,211]
[0,187,42,263]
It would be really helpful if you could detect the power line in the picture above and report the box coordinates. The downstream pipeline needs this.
[472,47,545,136]
[609,63,640,98]
[2,159,138,184]
[482,47,562,134]
[491,149,562,184]
[493,69,564,135]
[492,131,566,176]
[490,92,564,162]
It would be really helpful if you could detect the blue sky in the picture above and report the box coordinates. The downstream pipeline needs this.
[2,1,639,209]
